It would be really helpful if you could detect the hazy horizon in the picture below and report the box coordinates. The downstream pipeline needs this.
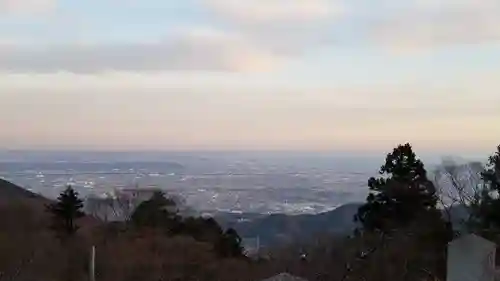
[0,148,491,166]
[0,142,496,162]
[1,0,499,152]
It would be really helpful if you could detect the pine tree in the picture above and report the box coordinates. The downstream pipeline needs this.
[130,191,179,230]
[470,145,500,235]
[46,185,84,239]
[216,228,244,258]
[355,143,439,233]
[482,145,500,193]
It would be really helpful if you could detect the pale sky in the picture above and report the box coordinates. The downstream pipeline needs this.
[0,0,499,153]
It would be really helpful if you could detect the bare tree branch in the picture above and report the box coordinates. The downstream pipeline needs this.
[433,158,484,231]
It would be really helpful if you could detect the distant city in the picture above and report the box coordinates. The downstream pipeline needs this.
[0,151,383,215]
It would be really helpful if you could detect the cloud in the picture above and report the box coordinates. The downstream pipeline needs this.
[203,0,344,25]
[1,71,499,151]
[366,0,500,50]
[2,0,499,63]
[201,0,500,54]
[200,0,344,56]
[0,27,285,73]
[1,70,499,110]
[0,0,55,15]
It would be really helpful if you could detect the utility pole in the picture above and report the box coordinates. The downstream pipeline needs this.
[256,236,260,253]
[90,246,95,281]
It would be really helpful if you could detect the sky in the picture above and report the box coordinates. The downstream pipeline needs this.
[0,0,499,154]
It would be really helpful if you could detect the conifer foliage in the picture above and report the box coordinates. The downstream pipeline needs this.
[130,190,179,230]
[46,185,85,239]
[355,143,439,232]
[217,228,244,258]
[470,145,500,233]
[130,191,245,257]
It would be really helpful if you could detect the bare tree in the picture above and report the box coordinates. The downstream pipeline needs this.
[110,188,140,221]
[85,192,136,222]
[433,158,484,229]
[86,195,112,221]
[85,185,193,224]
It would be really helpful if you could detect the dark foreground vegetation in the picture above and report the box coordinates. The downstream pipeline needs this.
[0,143,499,281]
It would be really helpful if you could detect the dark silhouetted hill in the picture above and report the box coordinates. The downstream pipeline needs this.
[216,203,472,247]
[216,203,364,247]
[0,178,279,281]
[0,178,48,204]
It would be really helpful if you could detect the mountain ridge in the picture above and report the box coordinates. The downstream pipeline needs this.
[214,203,471,247]
[214,203,364,247]
[0,178,48,204]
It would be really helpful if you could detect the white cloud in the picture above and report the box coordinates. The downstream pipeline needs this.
[367,0,500,50]
[200,0,344,56]
[0,27,285,73]
[200,0,500,54]
[412,0,497,12]
[203,0,344,24]
[2,0,499,61]
[0,0,55,15]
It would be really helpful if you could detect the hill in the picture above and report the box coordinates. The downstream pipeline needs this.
[216,203,472,248]
[0,180,280,281]
[216,203,364,247]
[0,178,48,205]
